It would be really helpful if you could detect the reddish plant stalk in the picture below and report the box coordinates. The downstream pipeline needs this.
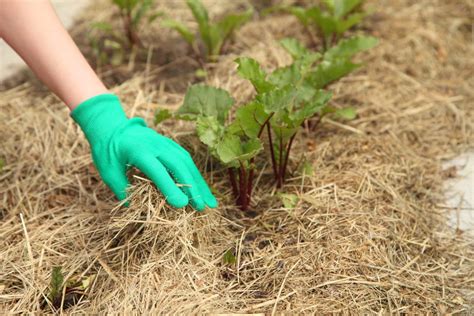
[266,123,279,182]
[228,168,239,203]
[282,132,297,182]
[245,114,273,202]
[238,165,248,211]
[277,133,284,188]
[122,10,141,47]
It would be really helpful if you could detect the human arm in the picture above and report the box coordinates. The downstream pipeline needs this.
[0,0,107,109]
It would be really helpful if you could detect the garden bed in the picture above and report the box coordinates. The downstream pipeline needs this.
[0,0,473,313]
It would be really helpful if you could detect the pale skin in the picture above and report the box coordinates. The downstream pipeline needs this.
[0,0,108,110]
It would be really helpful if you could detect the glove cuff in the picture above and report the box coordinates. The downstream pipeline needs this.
[71,93,128,145]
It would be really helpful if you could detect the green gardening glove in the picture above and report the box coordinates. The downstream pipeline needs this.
[71,93,217,211]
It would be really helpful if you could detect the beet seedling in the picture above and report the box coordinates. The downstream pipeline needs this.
[233,36,377,186]
[281,35,378,89]
[235,54,334,187]
[162,0,253,61]
[285,0,369,50]
[89,0,161,67]
[112,0,161,47]
[156,85,263,211]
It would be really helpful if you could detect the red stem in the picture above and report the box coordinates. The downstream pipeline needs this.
[267,123,279,182]
[228,168,239,203]
[122,10,141,47]
[245,114,273,202]
[277,132,284,188]
[238,165,248,211]
[309,115,324,132]
[282,132,297,182]
[247,164,254,202]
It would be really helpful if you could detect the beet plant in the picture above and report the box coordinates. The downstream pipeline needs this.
[155,36,377,207]
[234,52,334,187]
[112,0,160,47]
[285,0,370,50]
[157,85,263,211]
[162,0,253,61]
[232,36,378,186]
[296,35,378,89]
[89,0,161,67]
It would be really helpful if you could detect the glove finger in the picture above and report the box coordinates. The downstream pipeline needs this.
[133,155,189,208]
[100,166,130,202]
[162,137,217,208]
[184,155,218,208]
[159,151,206,211]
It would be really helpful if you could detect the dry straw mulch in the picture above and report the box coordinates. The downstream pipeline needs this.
[1,0,473,313]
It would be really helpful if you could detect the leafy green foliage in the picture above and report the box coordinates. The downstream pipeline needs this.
[284,0,368,49]
[162,0,253,61]
[155,84,262,211]
[281,36,378,89]
[181,92,262,169]
[152,31,373,209]
[88,0,161,67]
[154,108,172,125]
[43,267,94,311]
[112,0,160,46]
[233,36,371,187]
[279,193,299,209]
[223,248,237,265]
[177,84,234,123]
[48,266,64,304]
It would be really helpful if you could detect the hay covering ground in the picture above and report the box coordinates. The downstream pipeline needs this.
[1,0,473,313]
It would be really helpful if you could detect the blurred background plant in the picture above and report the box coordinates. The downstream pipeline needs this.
[270,0,370,50]
[161,0,253,62]
[87,0,162,67]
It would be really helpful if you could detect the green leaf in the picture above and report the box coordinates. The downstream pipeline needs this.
[286,6,311,26]
[112,0,127,10]
[177,85,234,123]
[154,108,172,125]
[324,35,378,61]
[256,85,296,113]
[301,160,314,176]
[161,19,195,44]
[186,0,209,25]
[196,116,225,148]
[268,65,301,88]
[279,193,299,209]
[0,158,4,172]
[90,21,113,32]
[290,89,332,122]
[234,102,269,138]
[332,0,363,18]
[308,58,360,88]
[235,57,273,93]
[279,38,310,59]
[334,107,357,120]
[336,12,365,34]
[223,249,236,265]
[49,266,64,302]
[132,0,154,26]
[148,11,164,23]
[186,0,211,51]
[195,68,207,78]
[306,7,338,39]
[217,9,253,40]
[215,135,262,165]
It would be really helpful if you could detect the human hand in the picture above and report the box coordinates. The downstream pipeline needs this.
[71,94,217,211]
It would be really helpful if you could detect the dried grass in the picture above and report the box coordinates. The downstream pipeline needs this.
[1,0,473,313]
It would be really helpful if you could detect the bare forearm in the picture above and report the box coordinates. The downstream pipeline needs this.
[0,0,107,109]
